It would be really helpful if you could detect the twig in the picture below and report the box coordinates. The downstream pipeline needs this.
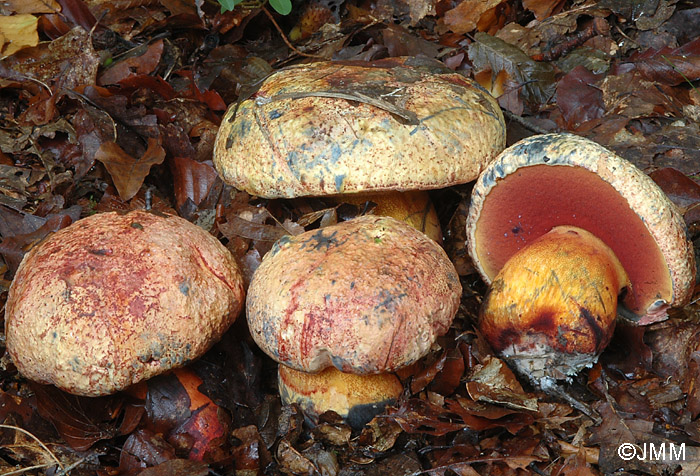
[0,424,65,473]
[2,462,57,476]
[502,109,552,135]
[260,6,325,59]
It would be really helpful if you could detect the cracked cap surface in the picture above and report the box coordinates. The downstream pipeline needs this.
[214,57,506,198]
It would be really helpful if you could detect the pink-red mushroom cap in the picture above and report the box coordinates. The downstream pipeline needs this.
[466,133,695,325]
[5,210,245,397]
[246,215,462,374]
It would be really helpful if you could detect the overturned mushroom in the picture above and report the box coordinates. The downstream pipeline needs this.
[5,210,245,397]
[466,133,696,382]
[247,215,462,427]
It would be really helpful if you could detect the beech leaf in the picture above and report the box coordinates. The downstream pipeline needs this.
[96,138,165,201]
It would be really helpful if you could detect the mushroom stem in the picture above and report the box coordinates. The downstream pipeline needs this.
[479,226,630,383]
[326,190,443,242]
[278,365,403,429]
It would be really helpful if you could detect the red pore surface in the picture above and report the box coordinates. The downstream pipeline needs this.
[474,164,671,315]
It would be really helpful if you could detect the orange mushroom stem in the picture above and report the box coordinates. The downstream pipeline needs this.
[479,226,630,381]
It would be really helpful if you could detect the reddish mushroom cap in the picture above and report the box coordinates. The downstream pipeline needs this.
[213,57,506,198]
[466,133,695,323]
[5,210,245,396]
[246,215,462,374]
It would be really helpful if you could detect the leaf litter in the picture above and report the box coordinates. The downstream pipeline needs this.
[0,0,699,475]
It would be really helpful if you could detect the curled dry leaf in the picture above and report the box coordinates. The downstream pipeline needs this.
[466,356,538,412]
[95,138,166,201]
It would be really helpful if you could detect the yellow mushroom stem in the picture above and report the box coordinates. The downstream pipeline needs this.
[278,365,403,429]
[479,225,630,381]
[327,190,443,242]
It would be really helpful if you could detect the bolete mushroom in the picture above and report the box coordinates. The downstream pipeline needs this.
[5,210,245,397]
[466,133,696,381]
[213,57,506,240]
[247,215,462,426]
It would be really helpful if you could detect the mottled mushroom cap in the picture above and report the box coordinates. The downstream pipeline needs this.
[247,215,462,373]
[213,57,506,198]
[466,133,696,323]
[5,210,245,396]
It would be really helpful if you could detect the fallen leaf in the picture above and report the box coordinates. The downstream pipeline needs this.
[31,383,123,451]
[171,157,220,210]
[466,356,539,412]
[95,138,166,201]
[468,32,556,106]
[1,26,98,89]
[523,0,565,20]
[556,66,605,129]
[0,14,39,57]
[439,0,505,35]
[630,37,700,86]
[98,40,164,86]
[137,459,209,476]
[2,0,60,14]
[119,429,177,474]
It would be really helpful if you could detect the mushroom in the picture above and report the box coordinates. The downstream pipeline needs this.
[213,57,506,239]
[5,210,245,397]
[466,133,696,382]
[247,215,462,426]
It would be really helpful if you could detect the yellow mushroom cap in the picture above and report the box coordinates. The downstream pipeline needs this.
[214,57,505,199]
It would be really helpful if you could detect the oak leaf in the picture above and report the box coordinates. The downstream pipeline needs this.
[96,139,165,201]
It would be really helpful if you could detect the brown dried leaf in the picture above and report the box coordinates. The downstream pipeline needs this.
[386,398,467,436]
[0,14,39,57]
[465,356,538,412]
[159,0,197,16]
[56,0,97,32]
[522,0,565,20]
[231,425,271,473]
[95,138,165,201]
[438,0,505,35]
[32,383,122,451]
[556,66,605,129]
[137,459,209,476]
[277,438,317,475]
[98,40,164,86]
[468,32,556,106]
[171,157,219,210]
[649,168,700,215]
[3,0,60,14]
[2,26,98,87]
[631,37,700,86]
[119,429,176,474]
